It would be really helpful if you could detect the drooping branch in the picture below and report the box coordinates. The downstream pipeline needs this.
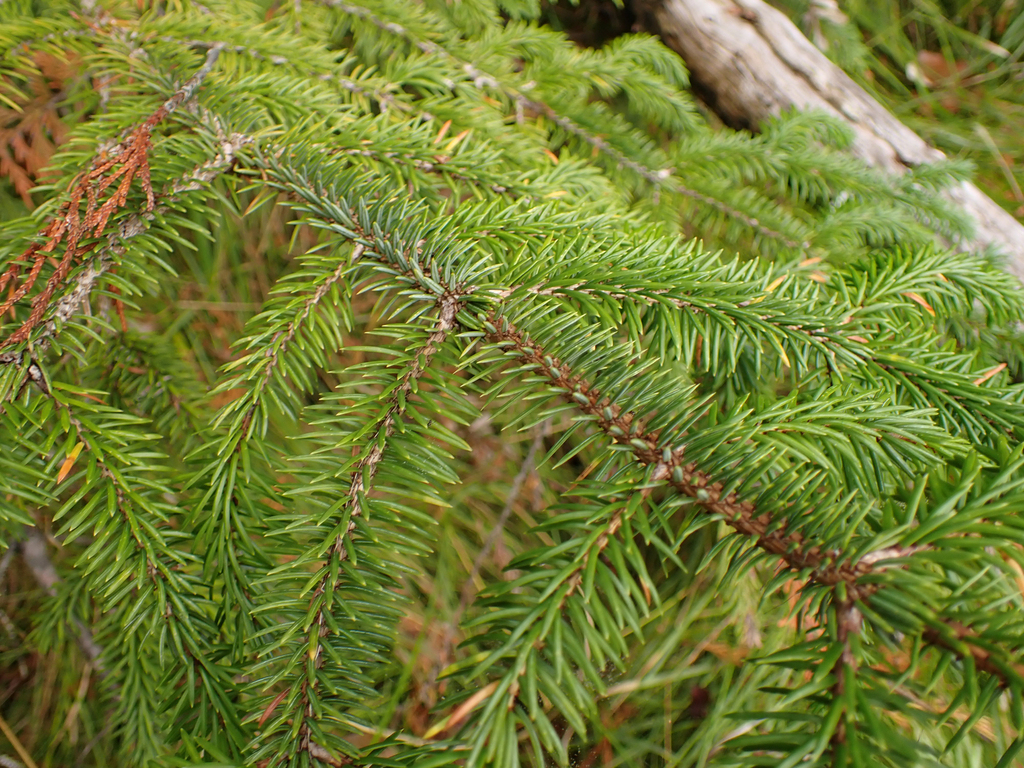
[480,312,1024,695]
[329,299,458,564]
[0,118,250,374]
[2,384,245,751]
[18,513,352,766]
[293,296,458,757]
[234,249,356,442]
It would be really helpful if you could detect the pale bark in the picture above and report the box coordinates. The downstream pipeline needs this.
[645,0,1024,279]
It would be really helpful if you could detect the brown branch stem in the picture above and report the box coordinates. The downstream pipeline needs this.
[482,312,901,596]
[830,600,861,749]
[923,622,1024,687]
[0,124,250,374]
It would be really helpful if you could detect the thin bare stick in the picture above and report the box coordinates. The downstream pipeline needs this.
[0,711,38,768]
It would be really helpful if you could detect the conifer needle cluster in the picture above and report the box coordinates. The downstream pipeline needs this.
[1,1,1023,766]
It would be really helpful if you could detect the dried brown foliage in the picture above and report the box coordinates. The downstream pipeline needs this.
[0,53,75,207]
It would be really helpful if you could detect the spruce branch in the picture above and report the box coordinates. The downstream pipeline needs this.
[18,523,350,767]
[492,267,860,378]
[481,311,915,596]
[232,247,357,443]
[461,492,641,765]
[251,159,1023,701]
[0,131,250,401]
[4,3,1023,764]
[477,311,1024,702]
[254,155,486,303]
[167,35,408,115]
[317,0,810,249]
[0,44,225,351]
[183,214,359,663]
[15,385,247,757]
[296,297,457,753]
[251,297,461,764]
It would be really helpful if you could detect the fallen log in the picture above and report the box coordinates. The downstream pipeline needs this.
[644,0,1024,279]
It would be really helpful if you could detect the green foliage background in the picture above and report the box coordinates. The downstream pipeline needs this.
[0,1,1023,767]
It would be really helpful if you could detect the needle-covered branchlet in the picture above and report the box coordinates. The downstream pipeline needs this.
[295,296,459,757]
[237,247,358,443]
[21,521,353,768]
[482,314,1024,695]
[0,128,249,379]
[21,389,247,740]
[924,622,1024,688]
[318,0,809,248]
[481,312,904,597]
[0,44,224,351]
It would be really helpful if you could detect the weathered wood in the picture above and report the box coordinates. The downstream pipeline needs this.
[646,0,1024,279]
